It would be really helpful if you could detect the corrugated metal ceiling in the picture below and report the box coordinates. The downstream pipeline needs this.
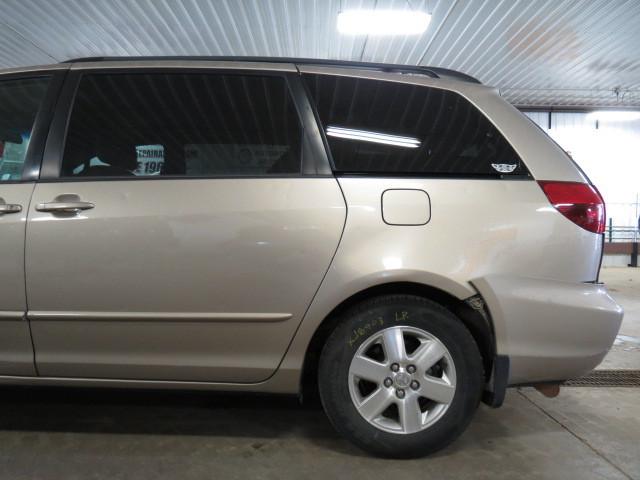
[0,0,638,107]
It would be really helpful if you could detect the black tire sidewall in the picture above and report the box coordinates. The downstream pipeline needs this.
[318,295,483,458]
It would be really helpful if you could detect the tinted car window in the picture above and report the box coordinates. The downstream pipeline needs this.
[303,74,526,176]
[0,76,50,181]
[62,73,302,178]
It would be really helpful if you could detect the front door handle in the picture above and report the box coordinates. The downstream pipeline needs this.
[0,199,22,215]
[35,194,95,214]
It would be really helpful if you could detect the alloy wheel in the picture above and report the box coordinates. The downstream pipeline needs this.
[348,325,457,434]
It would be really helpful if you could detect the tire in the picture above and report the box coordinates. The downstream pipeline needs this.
[318,294,483,458]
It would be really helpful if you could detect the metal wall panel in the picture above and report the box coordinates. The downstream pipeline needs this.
[523,109,640,227]
[0,0,638,107]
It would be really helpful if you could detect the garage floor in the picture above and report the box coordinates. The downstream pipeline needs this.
[0,268,638,480]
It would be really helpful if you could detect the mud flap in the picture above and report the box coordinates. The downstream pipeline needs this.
[482,355,510,408]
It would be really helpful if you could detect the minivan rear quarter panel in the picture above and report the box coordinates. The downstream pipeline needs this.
[277,176,605,386]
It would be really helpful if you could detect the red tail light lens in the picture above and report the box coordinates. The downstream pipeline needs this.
[538,181,606,234]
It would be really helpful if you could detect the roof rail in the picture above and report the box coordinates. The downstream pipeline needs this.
[62,56,482,84]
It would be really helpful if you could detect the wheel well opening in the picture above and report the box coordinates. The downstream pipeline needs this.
[300,282,495,404]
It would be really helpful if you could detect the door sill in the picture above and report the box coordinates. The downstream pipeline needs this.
[0,374,266,391]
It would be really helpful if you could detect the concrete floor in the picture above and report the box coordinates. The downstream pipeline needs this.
[0,268,638,479]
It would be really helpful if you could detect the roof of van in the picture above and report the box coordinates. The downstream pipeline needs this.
[61,56,482,84]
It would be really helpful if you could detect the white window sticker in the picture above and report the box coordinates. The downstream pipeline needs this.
[491,163,517,173]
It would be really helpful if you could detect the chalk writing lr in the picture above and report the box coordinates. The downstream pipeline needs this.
[348,316,385,347]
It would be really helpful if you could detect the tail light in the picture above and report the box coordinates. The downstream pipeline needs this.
[538,181,606,234]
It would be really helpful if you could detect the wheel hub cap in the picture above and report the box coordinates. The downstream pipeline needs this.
[394,371,411,388]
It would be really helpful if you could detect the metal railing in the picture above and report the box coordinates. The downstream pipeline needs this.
[606,220,639,267]
[606,223,639,243]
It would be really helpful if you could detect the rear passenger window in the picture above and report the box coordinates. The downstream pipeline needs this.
[61,73,302,178]
[303,74,526,176]
[0,76,50,181]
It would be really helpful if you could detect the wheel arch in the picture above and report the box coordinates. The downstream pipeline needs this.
[300,281,496,403]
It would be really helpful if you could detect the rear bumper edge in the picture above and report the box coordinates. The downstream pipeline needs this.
[472,275,623,385]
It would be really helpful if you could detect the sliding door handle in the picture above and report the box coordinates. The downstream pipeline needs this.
[36,201,95,213]
[35,193,94,214]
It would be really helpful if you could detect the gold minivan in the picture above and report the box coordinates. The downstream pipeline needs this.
[0,57,623,457]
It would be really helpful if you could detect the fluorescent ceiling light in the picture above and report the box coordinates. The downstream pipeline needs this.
[326,126,420,148]
[586,111,640,122]
[337,10,431,35]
